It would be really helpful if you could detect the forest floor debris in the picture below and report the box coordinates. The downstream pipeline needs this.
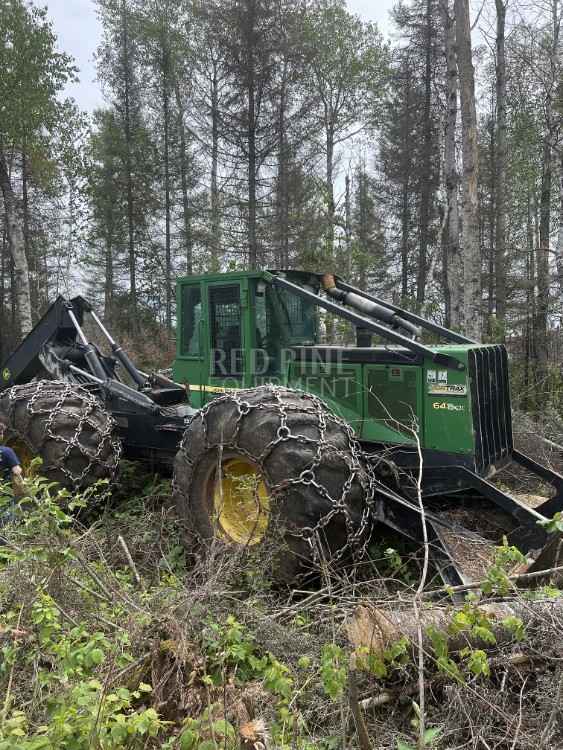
[1,466,563,749]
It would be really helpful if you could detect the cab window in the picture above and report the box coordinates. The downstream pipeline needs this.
[209,285,243,376]
[275,287,317,344]
[181,285,202,356]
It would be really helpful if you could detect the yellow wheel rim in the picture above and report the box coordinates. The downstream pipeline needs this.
[213,458,270,545]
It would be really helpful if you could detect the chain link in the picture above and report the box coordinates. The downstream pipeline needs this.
[0,381,121,488]
[175,385,376,571]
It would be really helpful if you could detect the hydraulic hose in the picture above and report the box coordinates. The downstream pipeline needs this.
[321,274,422,339]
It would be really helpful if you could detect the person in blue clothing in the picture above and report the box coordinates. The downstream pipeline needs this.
[0,421,23,494]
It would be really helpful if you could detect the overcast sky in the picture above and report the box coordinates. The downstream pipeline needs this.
[44,0,396,113]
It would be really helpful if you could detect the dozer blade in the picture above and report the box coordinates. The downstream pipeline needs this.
[431,516,563,592]
[430,514,499,586]
[375,484,508,588]
[376,462,563,591]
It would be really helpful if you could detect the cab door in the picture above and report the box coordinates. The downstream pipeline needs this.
[173,282,205,406]
[206,281,248,398]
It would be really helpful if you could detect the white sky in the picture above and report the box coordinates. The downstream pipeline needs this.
[44,0,396,113]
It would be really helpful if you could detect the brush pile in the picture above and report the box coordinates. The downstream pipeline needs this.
[1,465,563,749]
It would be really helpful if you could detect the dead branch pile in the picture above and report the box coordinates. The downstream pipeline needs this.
[2,481,563,748]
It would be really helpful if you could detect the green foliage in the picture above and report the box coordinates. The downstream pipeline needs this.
[355,636,410,680]
[0,680,164,749]
[200,614,295,744]
[482,538,526,595]
[426,625,463,683]
[397,725,442,750]
[367,541,417,585]
[539,511,563,534]
[501,615,526,641]
[0,0,78,177]
[524,584,562,600]
[460,648,490,678]
[0,466,536,750]
[0,477,161,748]
[177,708,237,750]
[320,643,348,699]
[426,560,526,683]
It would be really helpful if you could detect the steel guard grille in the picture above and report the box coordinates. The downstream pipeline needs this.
[468,346,513,473]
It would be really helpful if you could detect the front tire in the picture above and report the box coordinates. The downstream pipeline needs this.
[172,385,375,583]
[0,380,121,492]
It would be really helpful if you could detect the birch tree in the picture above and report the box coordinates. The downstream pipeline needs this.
[441,0,462,328]
[455,0,482,339]
[494,0,508,335]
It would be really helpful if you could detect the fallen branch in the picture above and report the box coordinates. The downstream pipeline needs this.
[348,655,373,750]
[66,574,113,604]
[358,654,531,712]
[74,552,114,602]
[347,599,563,658]
[424,563,563,599]
[118,535,145,591]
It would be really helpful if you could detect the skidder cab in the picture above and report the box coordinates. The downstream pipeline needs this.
[2,270,563,586]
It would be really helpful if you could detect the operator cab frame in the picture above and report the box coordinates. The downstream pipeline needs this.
[175,271,321,395]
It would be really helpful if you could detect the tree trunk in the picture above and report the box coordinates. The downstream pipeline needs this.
[175,82,193,276]
[121,0,138,332]
[347,599,563,659]
[557,149,563,294]
[247,2,258,270]
[488,115,496,330]
[357,168,369,290]
[104,235,114,326]
[276,68,290,269]
[455,0,481,341]
[21,152,34,312]
[1,217,7,360]
[416,0,434,309]
[345,173,352,279]
[523,187,535,410]
[103,148,115,327]
[0,152,33,337]
[326,117,335,263]
[494,0,508,335]
[537,136,552,376]
[400,62,412,304]
[162,33,172,331]
[442,0,462,328]
[324,121,336,343]
[210,60,220,272]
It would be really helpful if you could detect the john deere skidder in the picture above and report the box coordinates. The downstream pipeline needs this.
[2,270,563,585]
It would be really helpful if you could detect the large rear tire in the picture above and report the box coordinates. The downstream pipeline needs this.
[172,385,375,584]
[0,380,121,492]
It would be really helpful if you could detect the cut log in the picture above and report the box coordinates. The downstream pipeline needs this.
[347,599,563,657]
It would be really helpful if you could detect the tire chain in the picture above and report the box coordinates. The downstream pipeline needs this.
[2,380,121,488]
[174,385,377,569]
